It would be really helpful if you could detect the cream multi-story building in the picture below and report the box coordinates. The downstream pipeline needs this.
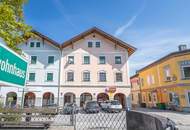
[0,27,136,108]
[59,27,136,108]
[0,31,61,107]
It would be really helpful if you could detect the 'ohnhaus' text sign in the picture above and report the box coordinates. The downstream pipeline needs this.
[0,43,28,88]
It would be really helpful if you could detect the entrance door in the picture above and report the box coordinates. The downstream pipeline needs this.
[152,93,157,107]
[187,91,190,106]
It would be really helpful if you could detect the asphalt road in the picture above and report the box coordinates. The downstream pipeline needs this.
[135,108,190,130]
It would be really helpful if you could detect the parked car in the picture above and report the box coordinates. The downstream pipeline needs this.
[100,100,111,111]
[84,101,100,113]
[63,103,79,114]
[100,100,122,113]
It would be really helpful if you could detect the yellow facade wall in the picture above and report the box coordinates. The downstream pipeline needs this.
[138,53,190,109]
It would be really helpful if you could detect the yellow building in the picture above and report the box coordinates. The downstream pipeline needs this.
[137,45,190,111]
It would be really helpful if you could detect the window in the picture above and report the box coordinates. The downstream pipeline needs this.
[147,75,155,85]
[116,72,123,82]
[99,71,106,82]
[148,93,151,102]
[68,56,74,64]
[143,95,146,102]
[47,73,53,81]
[169,93,173,102]
[99,56,106,64]
[183,67,190,79]
[48,56,54,64]
[88,41,93,48]
[141,78,144,87]
[31,56,37,64]
[30,42,35,47]
[67,71,74,81]
[36,42,41,47]
[83,56,90,64]
[83,71,90,81]
[29,73,35,81]
[164,66,171,80]
[188,92,190,104]
[131,94,134,101]
[180,60,190,79]
[95,42,100,48]
[115,56,122,64]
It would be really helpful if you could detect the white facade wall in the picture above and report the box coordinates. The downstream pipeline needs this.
[0,36,61,107]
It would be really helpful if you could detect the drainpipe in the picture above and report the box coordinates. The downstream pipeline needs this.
[139,76,142,106]
[57,48,62,108]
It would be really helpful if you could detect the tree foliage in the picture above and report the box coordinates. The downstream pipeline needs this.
[0,0,33,53]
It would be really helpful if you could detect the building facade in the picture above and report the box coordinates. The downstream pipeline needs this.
[136,46,190,111]
[0,27,136,108]
[59,27,136,108]
[130,74,141,107]
[0,31,61,107]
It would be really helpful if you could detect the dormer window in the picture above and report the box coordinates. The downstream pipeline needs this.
[36,42,41,47]
[88,42,93,48]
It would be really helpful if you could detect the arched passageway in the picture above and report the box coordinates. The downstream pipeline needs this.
[6,92,17,108]
[97,93,109,102]
[24,92,35,107]
[114,93,126,108]
[80,93,92,107]
[64,92,76,105]
[42,92,54,107]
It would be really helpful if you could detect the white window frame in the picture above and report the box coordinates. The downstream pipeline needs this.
[82,70,90,82]
[114,71,123,82]
[28,72,36,82]
[30,55,37,64]
[186,90,190,106]
[48,55,55,64]
[46,72,54,82]
[181,65,190,79]
[67,55,74,64]
[36,41,41,48]
[83,55,90,64]
[99,55,106,64]
[95,40,101,48]
[66,70,74,82]
[30,42,35,48]
[98,70,107,82]
[87,41,93,48]
[115,55,122,64]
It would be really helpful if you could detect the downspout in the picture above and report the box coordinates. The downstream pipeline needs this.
[57,47,62,108]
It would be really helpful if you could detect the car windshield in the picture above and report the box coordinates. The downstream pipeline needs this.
[65,103,75,107]
[111,101,120,105]
[87,101,99,107]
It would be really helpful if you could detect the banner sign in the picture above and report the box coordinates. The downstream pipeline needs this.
[0,43,28,88]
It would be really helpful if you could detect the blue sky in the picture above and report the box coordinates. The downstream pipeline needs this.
[24,0,190,76]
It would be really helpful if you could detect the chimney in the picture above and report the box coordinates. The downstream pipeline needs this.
[178,44,187,51]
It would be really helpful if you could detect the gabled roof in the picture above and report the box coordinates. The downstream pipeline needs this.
[61,27,137,56]
[138,49,190,73]
[130,73,139,79]
[31,30,61,48]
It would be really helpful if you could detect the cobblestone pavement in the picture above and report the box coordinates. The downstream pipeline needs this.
[134,108,190,130]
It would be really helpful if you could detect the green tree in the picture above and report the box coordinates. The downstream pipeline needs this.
[0,0,33,53]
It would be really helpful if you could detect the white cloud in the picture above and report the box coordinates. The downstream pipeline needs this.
[114,1,146,37]
[125,29,190,76]
[53,0,77,31]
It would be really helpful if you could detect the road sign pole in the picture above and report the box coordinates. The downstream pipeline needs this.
[21,88,25,108]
